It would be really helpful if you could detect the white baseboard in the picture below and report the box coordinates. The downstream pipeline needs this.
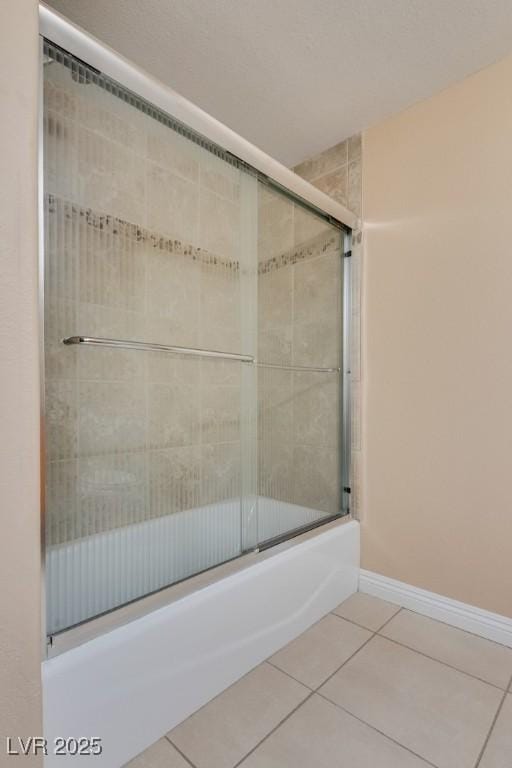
[359,569,512,648]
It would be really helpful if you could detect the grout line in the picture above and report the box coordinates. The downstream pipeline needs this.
[474,671,512,768]
[315,692,439,768]
[265,659,314,691]
[329,604,401,634]
[231,691,315,768]
[312,628,378,691]
[376,632,509,692]
[317,608,402,692]
[164,735,197,768]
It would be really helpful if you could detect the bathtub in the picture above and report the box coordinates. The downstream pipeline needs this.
[43,507,359,767]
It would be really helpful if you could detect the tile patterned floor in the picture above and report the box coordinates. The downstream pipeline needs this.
[127,594,512,768]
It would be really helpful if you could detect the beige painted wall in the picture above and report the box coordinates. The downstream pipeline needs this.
[0,0,43,756]
[362,52,512,618]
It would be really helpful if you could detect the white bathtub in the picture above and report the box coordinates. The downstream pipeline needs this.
[43,511,359,767]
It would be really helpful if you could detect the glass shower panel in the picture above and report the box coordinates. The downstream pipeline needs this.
[43,44,258,634]
[257,185,343,544]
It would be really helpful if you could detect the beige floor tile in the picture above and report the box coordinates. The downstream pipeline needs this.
[319,636,502,768]
[332,592,400,630]
[240,694,429,767]
[168,662,309,768]
[479,694,512,768]
[269,613,371,689]
[381,609,512,689]
[125,738,190,768]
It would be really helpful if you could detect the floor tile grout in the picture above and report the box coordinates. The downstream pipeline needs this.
[231,691,315,768]
[329,607,400,634]
[473,671,512,768]
[316,607,402,692]
[165,734,197,768]
[375,632,510,692]
[315,691,440,768]
[265,658,314,691]
[312,628,377,690]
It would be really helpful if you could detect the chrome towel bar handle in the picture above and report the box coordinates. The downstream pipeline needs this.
[62,336,340,373]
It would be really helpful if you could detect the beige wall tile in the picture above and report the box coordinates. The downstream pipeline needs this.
[46,459,78,545]
[199,188,239,259]
[147,162,198,242]
[313,166,348,206]
[347,159,362,218]
[46,379,77,460]
[201,385,241,444]
[79,380,146,455]
[293,373,339,448]
[45,111,78,201]
[201,152,240,203]
[293,252,340,325]
[293,140,347,182]
[45,299,77,381]
[77,303,146,381]
[258,185,294,260]
[293,205,331,247]
[79,451,147,536]
[258,327,293,365]
[292,445,339,514]
[258,266,293,330]
[148,381,200,449]
[77,127,146,222]
[292,318,339,368]
[149,446,202,518]
[45,200,79,302]
[201,441,241,505]
[44,64,78,119]
[200,264,240,337]
[348,134,362,164]
[79,226,145,311]
[147,120,199,181]
[78,83,146,155]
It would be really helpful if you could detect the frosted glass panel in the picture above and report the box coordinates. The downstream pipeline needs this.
[43,44,257,634]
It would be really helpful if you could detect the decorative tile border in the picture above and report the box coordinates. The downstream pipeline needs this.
[258,230,341,274]
[46,193,241,272]
[46,193,341,276]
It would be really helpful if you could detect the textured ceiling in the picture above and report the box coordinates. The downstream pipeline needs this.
[46,0,512,166]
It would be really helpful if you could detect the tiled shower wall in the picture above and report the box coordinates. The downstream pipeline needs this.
[294,137,363,518]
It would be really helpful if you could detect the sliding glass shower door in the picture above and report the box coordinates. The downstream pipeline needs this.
[42,41,346,638]
[257,188,344,544]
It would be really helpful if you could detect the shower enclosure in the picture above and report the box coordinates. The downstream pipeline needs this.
[42,38,351,642]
